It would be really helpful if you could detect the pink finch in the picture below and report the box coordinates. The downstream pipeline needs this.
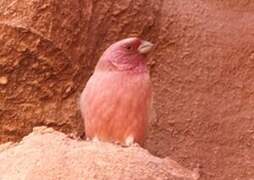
[80,37,153,146]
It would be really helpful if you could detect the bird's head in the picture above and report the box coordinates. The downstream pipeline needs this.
[96,37,153,72]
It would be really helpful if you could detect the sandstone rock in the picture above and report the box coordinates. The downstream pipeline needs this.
[0,127,199,180]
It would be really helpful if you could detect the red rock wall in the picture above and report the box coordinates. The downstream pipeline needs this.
[147,1,254,179]
[0,0,253,179]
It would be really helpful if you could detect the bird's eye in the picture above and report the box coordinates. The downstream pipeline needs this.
[126,45,132,50]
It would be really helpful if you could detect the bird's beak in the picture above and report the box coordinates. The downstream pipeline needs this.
[138,40,154,54]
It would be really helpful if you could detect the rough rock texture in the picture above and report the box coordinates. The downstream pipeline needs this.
[146,1,254,180]
[0,127,199,180]
[0,0,254,180]
[0,0,161,142]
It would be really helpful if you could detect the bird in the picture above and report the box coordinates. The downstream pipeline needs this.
[80,37,153,147]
